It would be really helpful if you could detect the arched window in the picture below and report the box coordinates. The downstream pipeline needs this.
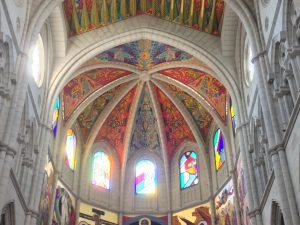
[52,97,60,137]
[92,151,110,189]
[135,160,156,194]
[244,39,254,85]
[65,129,76,170]
[180,151,198,189]
[230,98,236,134]
[31,35,44,87]
[213,128,225,171]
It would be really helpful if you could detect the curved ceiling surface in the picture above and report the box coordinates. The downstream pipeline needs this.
[62,39,228,163]
[63,0,225,37]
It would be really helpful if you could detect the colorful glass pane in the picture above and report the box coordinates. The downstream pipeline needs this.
[135,160,156,194]
[213,129,225,171]
[52,97,60,136]
[180,151,199,189]
[230,98,236,134]
[65,129,76,170]
[92,152,110,189]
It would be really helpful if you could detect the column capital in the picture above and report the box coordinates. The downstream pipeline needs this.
[268,143,284,156]
[252,50,267,63]
[0,141,16,156]
[287,45,300,59]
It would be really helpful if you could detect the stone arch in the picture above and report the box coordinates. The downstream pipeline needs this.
[0,202,15,225]
[271,201,285,225]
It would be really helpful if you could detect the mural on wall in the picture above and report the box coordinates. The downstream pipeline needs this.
[123,215,168,225]
[130,86,160,154]
[158,68,227,121]
[172,202,211,225]
[83,40,193,70]
[215,179,237,225]
[237,156,250,225]
[38,157,54,225]
[78,202,118,225]
[96,87,137,163]
[77,85,123,140]
[52,182,76,225]
[63,68,132,121]
[63,0,224,36]
[165,83,213,142]
[154,85,195,160]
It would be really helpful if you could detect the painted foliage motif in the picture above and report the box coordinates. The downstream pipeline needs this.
[158,68,227,121]
[52,184,76,225]
[155,86,195,160]
[130,87,160,153]
[77,85,122,140]
[213,128,225,171]
[166,83,213,142]
[63,0,224,36]
[39,157,54,225]
[87,40,192,70]
[96,87,137,162]
[215,179,237,225]
[92,151,111,189]
[172,202,211,225]
[135,160,156,194]
[63,68,131,120]
[180,151,198,189]
[237,156,250,225]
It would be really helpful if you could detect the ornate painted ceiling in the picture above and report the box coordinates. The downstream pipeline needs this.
[61,39,229,163]
[63,0,225,37]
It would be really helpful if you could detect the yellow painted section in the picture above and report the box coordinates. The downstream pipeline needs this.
[79,202,118,224]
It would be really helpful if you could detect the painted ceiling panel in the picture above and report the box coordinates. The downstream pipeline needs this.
[164,82,213,143]
[96,87,137,163]
[154,85,195,160]
[63,68,132,121]
[77,84,124,140]
[81,40,193,70]
[63,0,224,37]
[130,86,160,156]
[158,68,227,121]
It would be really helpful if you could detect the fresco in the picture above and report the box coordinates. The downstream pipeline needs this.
[155,85,195,160]
[84,40,193,70]
[172,202,211,225]
[123,215,168,225]
[165,83,213,143]
[38,157,54,225]
[77,85,123,140]
[63,68,131,121]
[63,0,224,36]
[52,182,76,225]
[237,156,250,225]
[78,202,118,225]
[96,87,137,163]
[215,179,237,225]
[130,86,160,154]
[158,68,227,121]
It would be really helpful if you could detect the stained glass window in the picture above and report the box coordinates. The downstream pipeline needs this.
[92,151,110,189]
[230,98,236,134]
[213,128,225,171]
[31,35,44,87]
[65,129,76,170]
[180,151,198,189]
[135,160,156,194]
[52,97,60,137]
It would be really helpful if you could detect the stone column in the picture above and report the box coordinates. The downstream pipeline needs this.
[209,196,216,225]
[119,212,123,225]
[47,172,58,225]
[231,171,242,225]
[283,70,298,103]
[0,145,16,210]
[287,46,300,93]
[75,199,81,225]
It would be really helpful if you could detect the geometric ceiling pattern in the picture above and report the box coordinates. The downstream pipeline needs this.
[63,0,225,36]
[81,39,195,70]
[63,68,132,120]
[164,82,213,142]
[158,67,227,121]
[61,39,229,164]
